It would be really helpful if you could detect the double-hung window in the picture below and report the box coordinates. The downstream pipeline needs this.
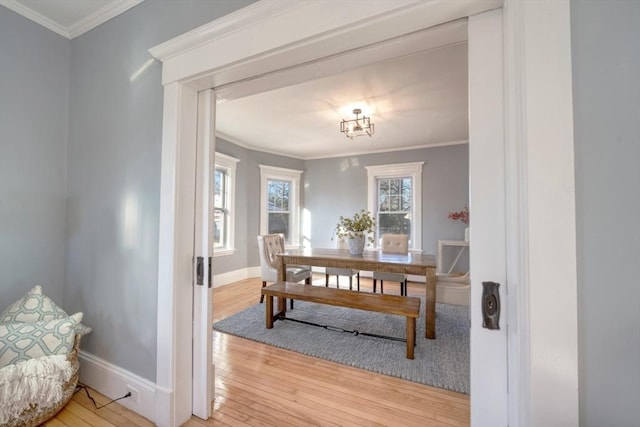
[366,162,424,251]
[259,165,303,247]
[213,153,239,256]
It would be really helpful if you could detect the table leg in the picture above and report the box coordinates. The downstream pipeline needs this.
[406,317,415,359]
[425,267,436,339]
[278,257,286,282]
[277,296,287,317]
[266,295,274,329]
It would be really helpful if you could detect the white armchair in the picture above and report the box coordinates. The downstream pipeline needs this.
[373,234,409,296]
[257,234,311,304]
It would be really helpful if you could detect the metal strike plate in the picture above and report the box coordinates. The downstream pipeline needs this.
[482,281,500,330]
[196,256,204,286]
[208,256,212,288]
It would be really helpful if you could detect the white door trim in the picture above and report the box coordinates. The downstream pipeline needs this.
[468,9,508,425]
[191,90,215,419]
[150,1,578,425]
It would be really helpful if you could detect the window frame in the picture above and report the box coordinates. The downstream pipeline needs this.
[213,152,239,257]
[366,162,424,251]
[259,164,303,248]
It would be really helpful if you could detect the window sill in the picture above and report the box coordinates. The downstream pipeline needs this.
[213,248,237,257]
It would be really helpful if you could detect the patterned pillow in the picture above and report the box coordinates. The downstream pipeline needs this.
[0,286,92,336]
[0,313,81,368]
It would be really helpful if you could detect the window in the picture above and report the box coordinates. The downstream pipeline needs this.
[213,153,239,256]
[259,165,303,247]
[378,177,412,236]
[366,162,423,251]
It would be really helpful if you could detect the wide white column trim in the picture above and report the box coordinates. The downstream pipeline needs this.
[155,82,198,427]
[503,0,579,425]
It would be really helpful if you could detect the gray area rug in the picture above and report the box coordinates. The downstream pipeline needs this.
[213,296,470,394]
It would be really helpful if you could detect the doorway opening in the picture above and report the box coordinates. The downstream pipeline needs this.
[150,2,523,425]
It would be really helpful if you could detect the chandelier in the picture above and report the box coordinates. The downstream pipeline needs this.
[340,108,375,139]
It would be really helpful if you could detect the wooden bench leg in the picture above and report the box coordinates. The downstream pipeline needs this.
[406,317,416,359]
[265,295,274,329]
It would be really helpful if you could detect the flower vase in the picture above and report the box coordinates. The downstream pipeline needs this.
[464,226,469,242]
[348,235,366,255]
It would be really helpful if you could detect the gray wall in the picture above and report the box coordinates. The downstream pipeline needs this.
[64,0,255,381]
[213,138,304,274]
[213,139,250,275]
[215,140,468,273]
[304,145,469,254]
[214,139,305,274]
[0,9,69,306]
[571,1,640,426]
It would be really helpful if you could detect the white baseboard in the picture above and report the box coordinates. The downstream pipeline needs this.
[212,266,261,288]
[78,350,157,423]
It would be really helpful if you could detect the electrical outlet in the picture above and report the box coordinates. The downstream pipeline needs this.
[126,385,139,403]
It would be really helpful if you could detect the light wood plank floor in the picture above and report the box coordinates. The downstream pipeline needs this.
[49,275,470,426]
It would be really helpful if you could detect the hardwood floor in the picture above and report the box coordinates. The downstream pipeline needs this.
[49,275,470,426]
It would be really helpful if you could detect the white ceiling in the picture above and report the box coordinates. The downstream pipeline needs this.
[1,0,470,160]
[216,41,469,160]
[0,0,142,38]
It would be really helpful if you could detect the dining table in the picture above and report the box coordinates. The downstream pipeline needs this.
[277,248,438,339]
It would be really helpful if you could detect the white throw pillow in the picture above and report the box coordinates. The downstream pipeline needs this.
[0,286,91,336]
[0,313,81,368]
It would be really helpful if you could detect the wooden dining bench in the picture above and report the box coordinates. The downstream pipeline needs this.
[261,282,421,359]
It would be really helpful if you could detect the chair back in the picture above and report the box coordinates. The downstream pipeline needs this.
[257,234,284,271]
[380,234,409,254]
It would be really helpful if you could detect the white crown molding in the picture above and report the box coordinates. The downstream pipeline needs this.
[215,131,252,150]
[217,128,468,161]
[303,140,469,160]
[0,0,144,39]
[68,0,144,39]
[0,0,69,38]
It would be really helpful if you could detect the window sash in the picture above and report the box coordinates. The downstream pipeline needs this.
[214,168,229,249]
[366,162,423,251]
[213,153,239,255]
[377,177,413,238]
[259,165,303,247]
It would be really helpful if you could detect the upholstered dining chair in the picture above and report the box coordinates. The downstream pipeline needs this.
[257,234,312,305]
[325,236,360,290]
[373,234,409,296]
